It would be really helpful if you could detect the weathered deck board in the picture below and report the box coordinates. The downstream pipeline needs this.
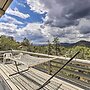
[6,64,58,90]
[4,65,39,90]
[0,65,21,90]
[0,64,84,90]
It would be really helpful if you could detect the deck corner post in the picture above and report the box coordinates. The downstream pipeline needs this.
[48,61,51,75]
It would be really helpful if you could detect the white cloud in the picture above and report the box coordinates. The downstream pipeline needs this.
[0,20,90,44]
[3,14,23,25]
[0,22,17,38]
[26,0,47,14]
[0,23,17,30]
[6,8,30,19]
[16,23,44,39]
[1,0,90,44]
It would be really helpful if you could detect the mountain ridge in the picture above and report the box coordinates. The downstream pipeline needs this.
[60,40,90,47]
[34,40,90,47]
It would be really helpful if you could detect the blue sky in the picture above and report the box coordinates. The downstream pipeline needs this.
[0,0,90,44]
[1,0,46,24]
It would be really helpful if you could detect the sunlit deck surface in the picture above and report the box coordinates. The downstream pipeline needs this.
[0,63,84,90]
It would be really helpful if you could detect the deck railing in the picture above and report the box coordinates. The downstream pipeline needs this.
[0,50,90,89]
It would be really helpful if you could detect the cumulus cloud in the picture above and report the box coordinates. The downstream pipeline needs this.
[6,8,30,19]
[18,23,43,38]
[1,0,90,44]
[80,26,90,34]
[26,0,47,14]
[77,18,90,34]
[40,0,90,27]
[0,22,17,38]
[2,14,23,25]
[0,21,90,44]
[16,23,47,43]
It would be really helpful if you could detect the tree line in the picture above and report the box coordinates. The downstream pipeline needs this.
[0,35,90,60]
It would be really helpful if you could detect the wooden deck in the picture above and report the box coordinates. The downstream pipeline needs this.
[0,63,84,90]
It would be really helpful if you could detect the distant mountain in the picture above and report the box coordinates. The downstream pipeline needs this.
[34,40,90,47]
[74,40,90,47]
[60,40,90,47]
[60,43,73,47]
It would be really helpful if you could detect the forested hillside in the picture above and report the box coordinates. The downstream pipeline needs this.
[0,35,90,60]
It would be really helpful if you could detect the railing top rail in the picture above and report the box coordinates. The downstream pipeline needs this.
[1,50,90,65]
